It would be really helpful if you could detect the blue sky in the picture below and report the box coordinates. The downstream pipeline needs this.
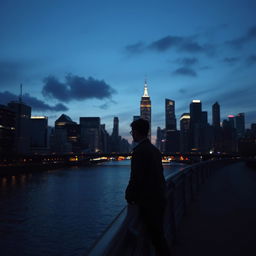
[0,0,256,142]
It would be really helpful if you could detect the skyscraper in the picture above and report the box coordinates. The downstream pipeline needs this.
[189,100,202,151]
[140,80,151,141]
[54,114,79,153]
[165,99,176,130]
[110,117,120,152]
[212,102,220,128]
[0,104,16,155]
[235,113,245,138]
[8,100,31,154]
[180,113,190,153]
[112,117,119,137]
[30,116,48,153]
[80,117,101,152]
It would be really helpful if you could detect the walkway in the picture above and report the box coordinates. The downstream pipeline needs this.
[173,161,256,256]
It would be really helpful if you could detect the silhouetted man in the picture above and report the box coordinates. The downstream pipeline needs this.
[125,118,171,256]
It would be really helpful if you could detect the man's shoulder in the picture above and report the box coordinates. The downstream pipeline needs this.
[134,139,161,155]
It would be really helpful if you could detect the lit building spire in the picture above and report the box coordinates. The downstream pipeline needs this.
[143,79,149,97]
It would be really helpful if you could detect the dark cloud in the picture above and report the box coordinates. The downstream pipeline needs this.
[226,25,256,48]
[0,91,68,112]
[126,35,216,56]
[223,57,240,65]
[149,36,183,52]
[125,42,145,54]
[42,74,116,102]
[173,67,197,77]
[246,55,256,66]
[176,57,198,66]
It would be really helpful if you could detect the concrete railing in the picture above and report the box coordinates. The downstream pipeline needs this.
[87,159,235,256]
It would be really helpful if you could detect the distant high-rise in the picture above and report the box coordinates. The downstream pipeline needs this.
[140,80,151,141]
[54,114,79,153]
[30,116,48,153]
[0,104,16,155]
[112,117,119,137]
[156,127,165,152]
[190,100,202,124]
[80,117,101,153]
[165,99,176,130]
[180,113,190,153]
[8,100,31,154]
[235,113,245,138]
[212,102,221,152]
[111,117,120,153]
[212,102,220,127]
[189,100,202,150]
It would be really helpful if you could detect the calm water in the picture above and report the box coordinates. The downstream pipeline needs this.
[0,160,184,256]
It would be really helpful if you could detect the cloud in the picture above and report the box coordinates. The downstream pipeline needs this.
[125,42,145,54]
[246,55,256,66]
[226,25,256,48]
[223,57,240,65]
[149,36,183,52]
[176,57,198,66]
[42,74,116,102]
[0,91,68,112]
[126,34,216,56]
[173,67,197,77]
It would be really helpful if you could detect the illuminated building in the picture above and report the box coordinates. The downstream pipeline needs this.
[0,105,16,155]
[30,116,48,153]
[140,80,151,141]
[165,99,176,130]
[180,113,190,153]
[80,117,101,152]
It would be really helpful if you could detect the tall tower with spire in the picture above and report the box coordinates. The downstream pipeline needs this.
[140,80,151,141]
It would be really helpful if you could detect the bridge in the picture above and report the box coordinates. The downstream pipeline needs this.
[88,158,256,255]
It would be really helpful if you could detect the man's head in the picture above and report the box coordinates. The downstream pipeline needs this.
[130,118,149,142]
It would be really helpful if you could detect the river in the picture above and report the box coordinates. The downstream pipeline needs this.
[0,160,185,256]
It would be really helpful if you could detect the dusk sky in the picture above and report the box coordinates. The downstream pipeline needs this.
[0,0,255,142]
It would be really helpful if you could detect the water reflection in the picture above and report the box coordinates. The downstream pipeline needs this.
[0,160,186,256]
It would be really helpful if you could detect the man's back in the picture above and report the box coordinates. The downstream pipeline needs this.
[126,139,166,205]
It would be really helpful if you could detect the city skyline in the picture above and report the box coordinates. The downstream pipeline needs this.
[0,1,255,142]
